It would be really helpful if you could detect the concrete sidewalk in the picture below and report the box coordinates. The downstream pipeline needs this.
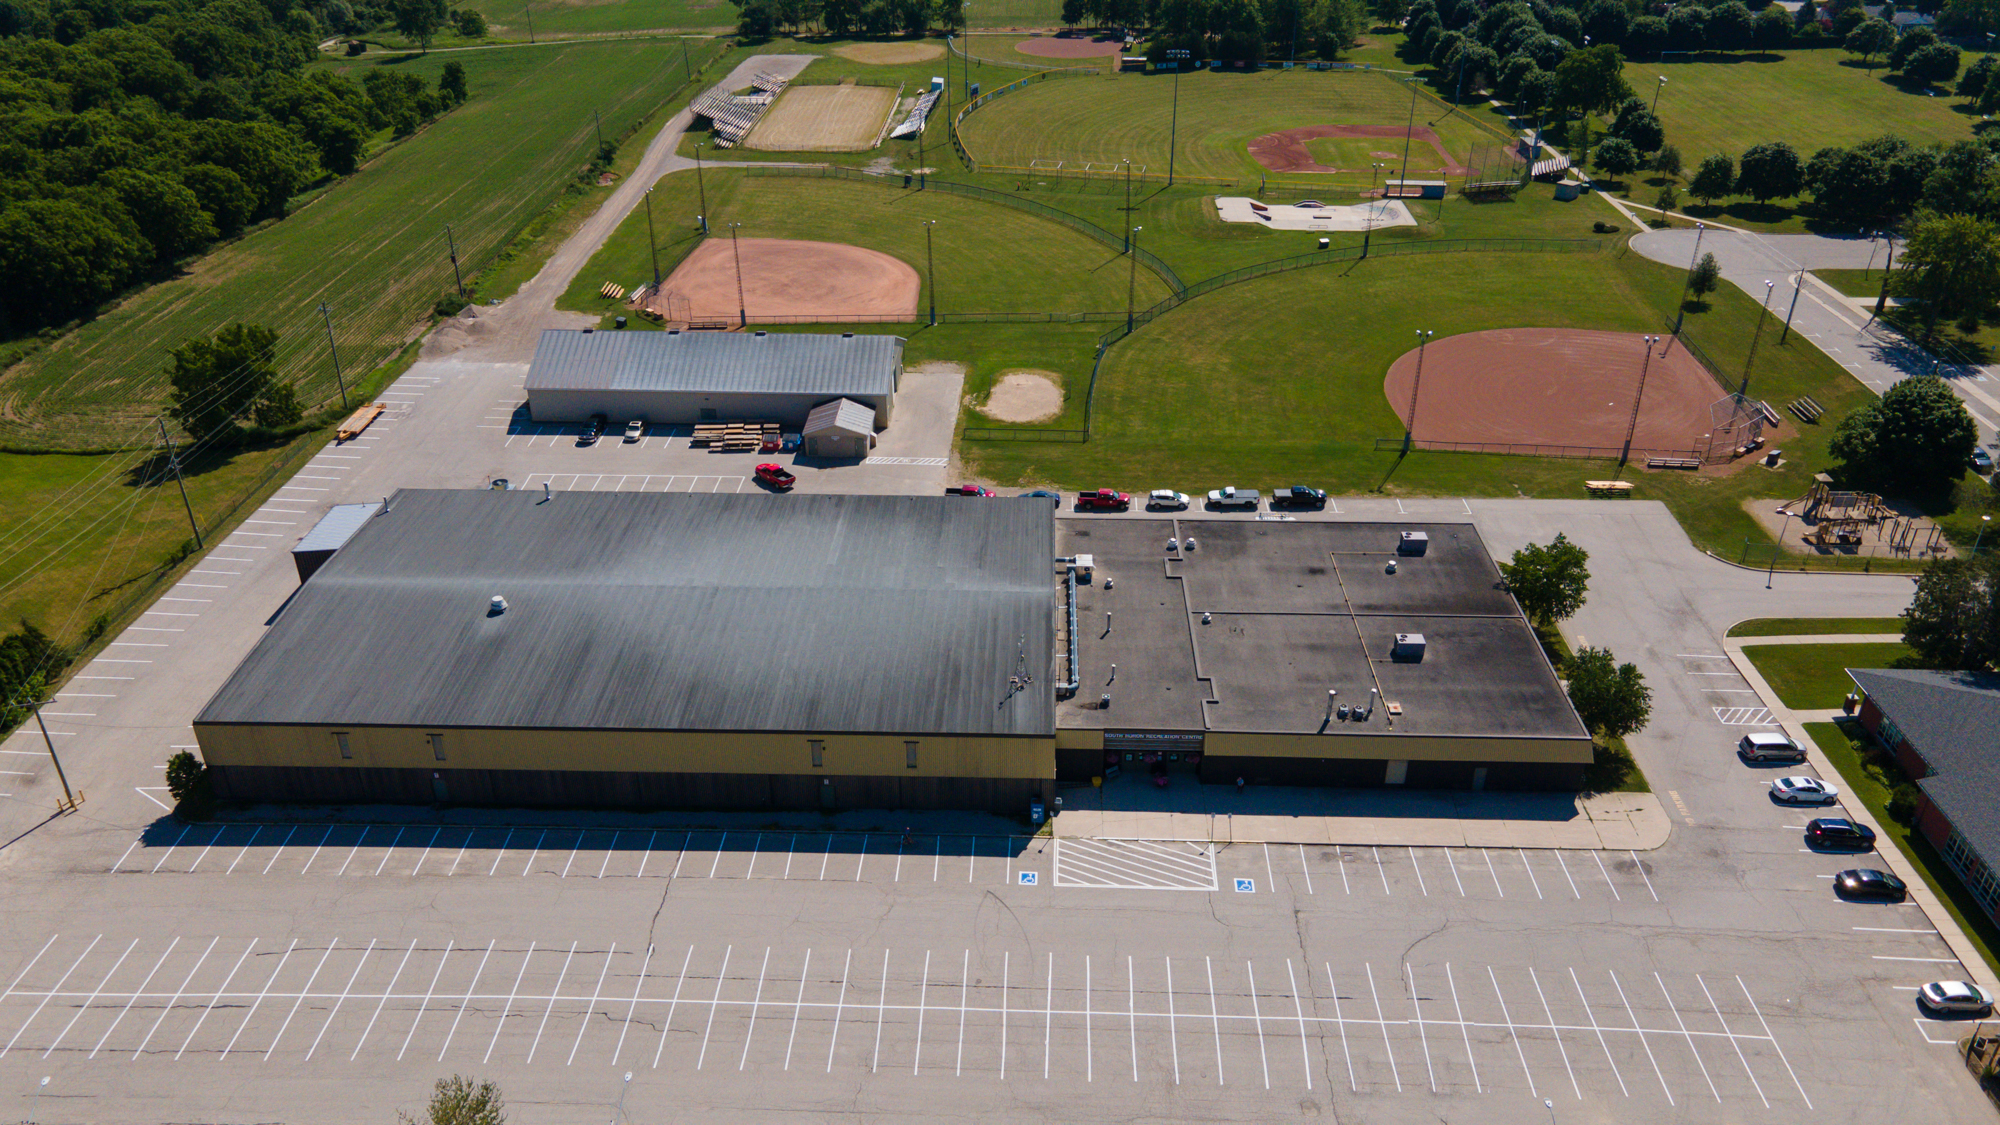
[1051,786,1670,850]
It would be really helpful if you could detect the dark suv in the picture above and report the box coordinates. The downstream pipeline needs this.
[1806,817,1876,851]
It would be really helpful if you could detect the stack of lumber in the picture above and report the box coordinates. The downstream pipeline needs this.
[689,421,781,451]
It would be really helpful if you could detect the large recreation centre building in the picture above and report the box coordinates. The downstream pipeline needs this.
[193,490,1590,812]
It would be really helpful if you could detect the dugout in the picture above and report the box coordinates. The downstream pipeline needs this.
[525,329,900,430]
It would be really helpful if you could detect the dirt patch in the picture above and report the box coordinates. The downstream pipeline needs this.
[746,84,899,152]
[1250,124,1465,176]
[977,370,1064,422]
[1382,328,1724,459]
[648,237,919,322]
[1016,34,1125,58]
[834,41,945,64]
[596,171,619,186]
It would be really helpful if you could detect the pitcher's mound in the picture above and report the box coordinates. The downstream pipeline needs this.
[649,238,919,323]
[834,41,945,64]
[979,370,1064,422]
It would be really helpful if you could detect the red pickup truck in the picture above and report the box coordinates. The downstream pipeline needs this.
[1076,489,1131,511]
[754,463,796,490]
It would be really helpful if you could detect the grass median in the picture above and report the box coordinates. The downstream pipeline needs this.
[1742,641,1918,710]
[1726,617,1904,637]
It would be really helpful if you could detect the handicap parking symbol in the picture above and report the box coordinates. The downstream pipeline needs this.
[1235,878,1255,893]
[1019,871,1039,885]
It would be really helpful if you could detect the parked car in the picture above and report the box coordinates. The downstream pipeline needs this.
[1269,484,1328,508]
[623,419,645,443]
[1147,489,1190,510]
[1206,486,1261,509]
[1805,817,1875,850]
[580,413,607,446]
[1077,489,1132,511]
[1770,776,1839,805]
[1835,868,1908,901]
[754,463,796,490]
[946,484,996,497]
[1919,980,1995,1014]
[1738,732,1807,763]
[760,436,782,453]
[1972,447,1993,473]
[1020,489,1061,500]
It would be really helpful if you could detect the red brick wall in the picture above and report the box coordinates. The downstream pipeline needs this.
[1858,696,1884,734]
[1859,696,1929,778]
[1918,796,1953,853]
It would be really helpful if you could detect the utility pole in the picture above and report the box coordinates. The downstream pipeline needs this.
[1740,279,1774,396]
[1166,49,1189,186]
[1673,222,1705,334]
[729,221,747,328]
[594,109,604,154]
[524,0,534,44]
[1779,269,1804,344]
[444,224,465,298]
[693,142,709,234]
[318,302,348,409]
[924,220,938,327]
[644,189,661,289]
[28,700,74,809]
[1127,226,1143,333]
[680,35,691,78]
[1621,335,1659,466]
[158,418,201,550]
[1403,329,1432,455]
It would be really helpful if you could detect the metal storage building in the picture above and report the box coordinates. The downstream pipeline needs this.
[801,398,877,459]
[525,329,900,429]
[290,502,382,583]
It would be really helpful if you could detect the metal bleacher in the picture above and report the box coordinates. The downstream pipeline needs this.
[693,72,792,148]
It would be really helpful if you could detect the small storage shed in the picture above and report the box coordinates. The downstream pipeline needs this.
[292,502,383,583]
[1384,179,1447,199]
[802,398,877,459]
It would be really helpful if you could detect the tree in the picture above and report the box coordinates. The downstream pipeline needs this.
[164,750,208,806]
[1922,140,1999,216]
[1752,3,1793,49]
[1906,42,1963,85]
[1707,0,1756,50]
[1653,143,1683,177]
[0,624,66,738]
[737,0,776,35]
[1830,374,1980,496]
[1963,53,2000,102]
[1832,5,1867,39]
[439,61,469,106]
[166,323,284,443]
[1553,43,1632,117]
[1581,0,1630,45]
[1628,14,1668,57]
[1844,16,1895,66]
[454,8,486,36]
[1737,141,1805,201]
[400,1076,505,1125]
[1689,250,1722,301]
[1608,101,1663,154]
[1666,4,1707,50]
[1517,68,1559,114]
[1498,534,1590,625]
[1373,0,1409,25]
[1901,554,2000,671]
[1898,211,2000,331]
[1689,151,1735,203]
[1594,136,1642,179]
[101,169,217,264]
[390,0,450,51]
[1888,23,1938,71]
[1565,647,1653,740]
[1806,144,1891,223]
[1060,0,1085,24]
[0,197,150,329]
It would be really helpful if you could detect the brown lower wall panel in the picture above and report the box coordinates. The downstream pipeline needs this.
[1196,755,1583,791]
[209,764,1053,814]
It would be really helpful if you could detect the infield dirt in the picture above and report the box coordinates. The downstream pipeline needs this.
[746,84,899,151]
[648,237,919,322]
[1251,124,1465,175]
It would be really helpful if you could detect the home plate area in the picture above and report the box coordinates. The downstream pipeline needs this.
[1053,838,1218,890]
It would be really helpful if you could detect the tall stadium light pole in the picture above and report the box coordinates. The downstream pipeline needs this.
[693,142,709,234]
[1166,49,1189,186]
[158,418,201,550]
[1621,335,1659,466]
[444,223,465,298]
[1403,329,1433,455]
[1974,514,1992,554]
[1127,226,1143,333]
[28,700,74,808]
[318,302,348,409]
[1768,508,1792,589]
[924,220,938,327]
[643,188,661,289]
[1738,279,1775,396]
[728,222,747,328]
[1123,158,1132,235]
[1780,268,1804,344]
[1652,76,1667,114]
[1673,221,1705,334]
[1395,76,1419,200]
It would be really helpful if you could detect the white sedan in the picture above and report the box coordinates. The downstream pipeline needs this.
[1770,776,1840,805]
[1148,489,1190,510]
[1920,981,1995,1014]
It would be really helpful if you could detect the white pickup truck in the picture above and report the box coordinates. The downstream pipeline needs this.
[1206,486,1261,510]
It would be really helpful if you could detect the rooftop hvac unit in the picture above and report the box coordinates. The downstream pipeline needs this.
[1398,531,1429,556]
[1392,632,1426,662]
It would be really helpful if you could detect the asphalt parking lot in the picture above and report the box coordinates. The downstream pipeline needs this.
[0,352,1985,1122]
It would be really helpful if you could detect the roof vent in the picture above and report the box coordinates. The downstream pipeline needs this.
[842,332,854,338]
[668,329,681,336]
[489,595,508,616]
[754,330,768,337]
[582,327,595,334]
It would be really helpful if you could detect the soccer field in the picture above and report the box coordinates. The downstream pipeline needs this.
[956,68,1506,187]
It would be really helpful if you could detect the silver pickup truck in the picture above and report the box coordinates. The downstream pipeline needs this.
[1206,486,1261,510]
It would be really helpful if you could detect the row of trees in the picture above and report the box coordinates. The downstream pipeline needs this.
[1409,0,1796,81]
[1674,134,2000,226]
[0,0,469,333]
[738,0,967,40]
[1143,0,1368,61]
[1844,20,1963,85]
[1496,535,1654,747]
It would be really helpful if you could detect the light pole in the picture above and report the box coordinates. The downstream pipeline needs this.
[1976,514,1993,554]
[28,700,74,808]
[1166,49,1189,186]
[1621,335,1660,465]
[1740,279,1774,396]
[1875,228,1898,316]
[693,142,709,234]
[1370,162,1385,197]
[1122,158,1133,245]
[1404,329,1433,454]
[1673,222,1705,334]
[643,188,661,289]
[1651,75,1667,114]
[1127,226,1143,333]
[924,219,938,327]
[1779,268,1804,344]
[728,221,747,328]
[1768,508,1792,588]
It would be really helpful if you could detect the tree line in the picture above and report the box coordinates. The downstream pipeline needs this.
[0,0,469,335]
[738,0,967,40]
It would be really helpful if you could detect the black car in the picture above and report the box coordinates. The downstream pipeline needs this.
[580,413,608,446]
[1806,818,1876,851]
[1836,868,1908,901]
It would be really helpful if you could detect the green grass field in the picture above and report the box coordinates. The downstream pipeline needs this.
[0,38,715,453]
[956,68,1507,187]
[1742,641,1917,709]
[1726,617,1905,637]
[1636,49,1977,168]
[1812,268,1893,298]
[489,0,738,36]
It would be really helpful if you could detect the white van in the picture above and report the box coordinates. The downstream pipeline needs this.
[1739,732,1807,763]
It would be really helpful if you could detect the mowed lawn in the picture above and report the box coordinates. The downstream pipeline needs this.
[560,170,1173,317]
[490,0,738,35]
[0,39,707,451]
[1636,49,1977,165]
[1744,642,1917,709]
[956,68,1506,186]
